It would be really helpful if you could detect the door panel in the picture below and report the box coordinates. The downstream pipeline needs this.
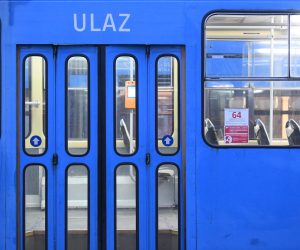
[106,46,183,250]
[19,46,98,250]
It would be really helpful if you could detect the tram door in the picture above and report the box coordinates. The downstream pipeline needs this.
[106,46,183,250]
[19,46,98,250]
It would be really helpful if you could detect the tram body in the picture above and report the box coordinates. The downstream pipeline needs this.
[1,0,300,249]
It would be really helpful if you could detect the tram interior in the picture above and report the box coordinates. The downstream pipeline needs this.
[204,14,300,146]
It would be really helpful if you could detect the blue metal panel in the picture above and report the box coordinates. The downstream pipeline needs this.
[105,46,149,250]
[2,0,300,249]
[55,46,98,250]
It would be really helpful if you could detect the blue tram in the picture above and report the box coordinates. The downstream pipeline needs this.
[1,1,300,250]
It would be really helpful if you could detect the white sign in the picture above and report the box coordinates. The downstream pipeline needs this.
[74,13,131,32]
[224,109,249,144]
[127,86,136,98]
[224,109,249,126]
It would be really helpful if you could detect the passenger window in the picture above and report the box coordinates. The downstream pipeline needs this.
[24,56,47,155]
[115,164,137,250]
[67,56,89,155]
[66,165,89,250]
[157,164,179,250]
[204,14,300,147]
[115,56,137,155]
[156,56,179,155]
[24,165,46,250]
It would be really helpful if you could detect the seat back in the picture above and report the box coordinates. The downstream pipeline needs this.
[285,119,300,146]
[204,118,219,145]
[254,119,270,145]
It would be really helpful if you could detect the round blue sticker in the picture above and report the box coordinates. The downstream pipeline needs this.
[30,135,42,147]
[162,135,174,147]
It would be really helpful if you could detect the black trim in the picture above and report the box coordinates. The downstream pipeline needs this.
[98,46,107,250]
[23,164,48,250]
[65,164,90,250]
[156,163,180,250]
[155,54,180,156]
[113,54,139,156]
[201,11,300,149]
[114,163,139,250]
[65,55,90,157]
[22,54,48,156]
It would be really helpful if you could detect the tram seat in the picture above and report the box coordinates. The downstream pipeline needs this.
[254,119,270,145]
[204,118,219,145]
[120,119,130,152]
[285,119,300,146]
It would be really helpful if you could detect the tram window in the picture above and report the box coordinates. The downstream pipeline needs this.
[157,164,179,250]
[115,56,137,155]
[290,15,300,76]
[24,56,47,155]
[204,14,300,147]
[24,165,46,250]
[66,56,89,155]
[115,164,137,250]
[66,165,89,250]
[205,15,288,78]
[156,56,179,155]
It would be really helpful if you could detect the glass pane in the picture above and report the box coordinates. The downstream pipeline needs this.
[157,164,179,250]
[116,165,137,250]
[290,15,300,76]
[24,56,47,155]
[67,165,89,250]
[205,15,288,77]
[24,165,46,250]
[157,56,179,154]
[204,81,300,146]
[67,56,89,155]
[115,56,137,155]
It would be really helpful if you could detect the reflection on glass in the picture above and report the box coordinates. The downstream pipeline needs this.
[116,165,137,250]
[67,56,89,155]
[157,56,179,154]
[115,56,137,155]
[24,56,47,155]
[25,165,46,250]
[157,164,179,250]
[67,165,89,250]
[205,15,289,77]
[290,15,300,76]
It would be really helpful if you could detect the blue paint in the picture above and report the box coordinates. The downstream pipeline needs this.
[1,1,300,250]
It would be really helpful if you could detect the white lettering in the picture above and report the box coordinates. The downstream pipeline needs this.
[74,13,86,32]
[102,13,116,32]
[119,14,130,32]
[90,13,101,31]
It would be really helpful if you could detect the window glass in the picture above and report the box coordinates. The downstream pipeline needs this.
[204,14,300,147]
[24,165,46,250]
[157,164,179,250]
[205,15,288,78]
[156,56,179,154]
[67,56,89,155]
[204,81,300,146]
[115,164,137,250]
[115,56,137,155]
[290,15,300,76]
[66,165,89,250]
[24,56,47,155]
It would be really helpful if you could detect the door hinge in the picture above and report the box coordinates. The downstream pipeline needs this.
[52,153,58,166]
[145,153,150,165]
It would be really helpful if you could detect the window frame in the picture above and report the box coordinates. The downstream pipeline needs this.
[65,54,90,156]
[22,54,48,156]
